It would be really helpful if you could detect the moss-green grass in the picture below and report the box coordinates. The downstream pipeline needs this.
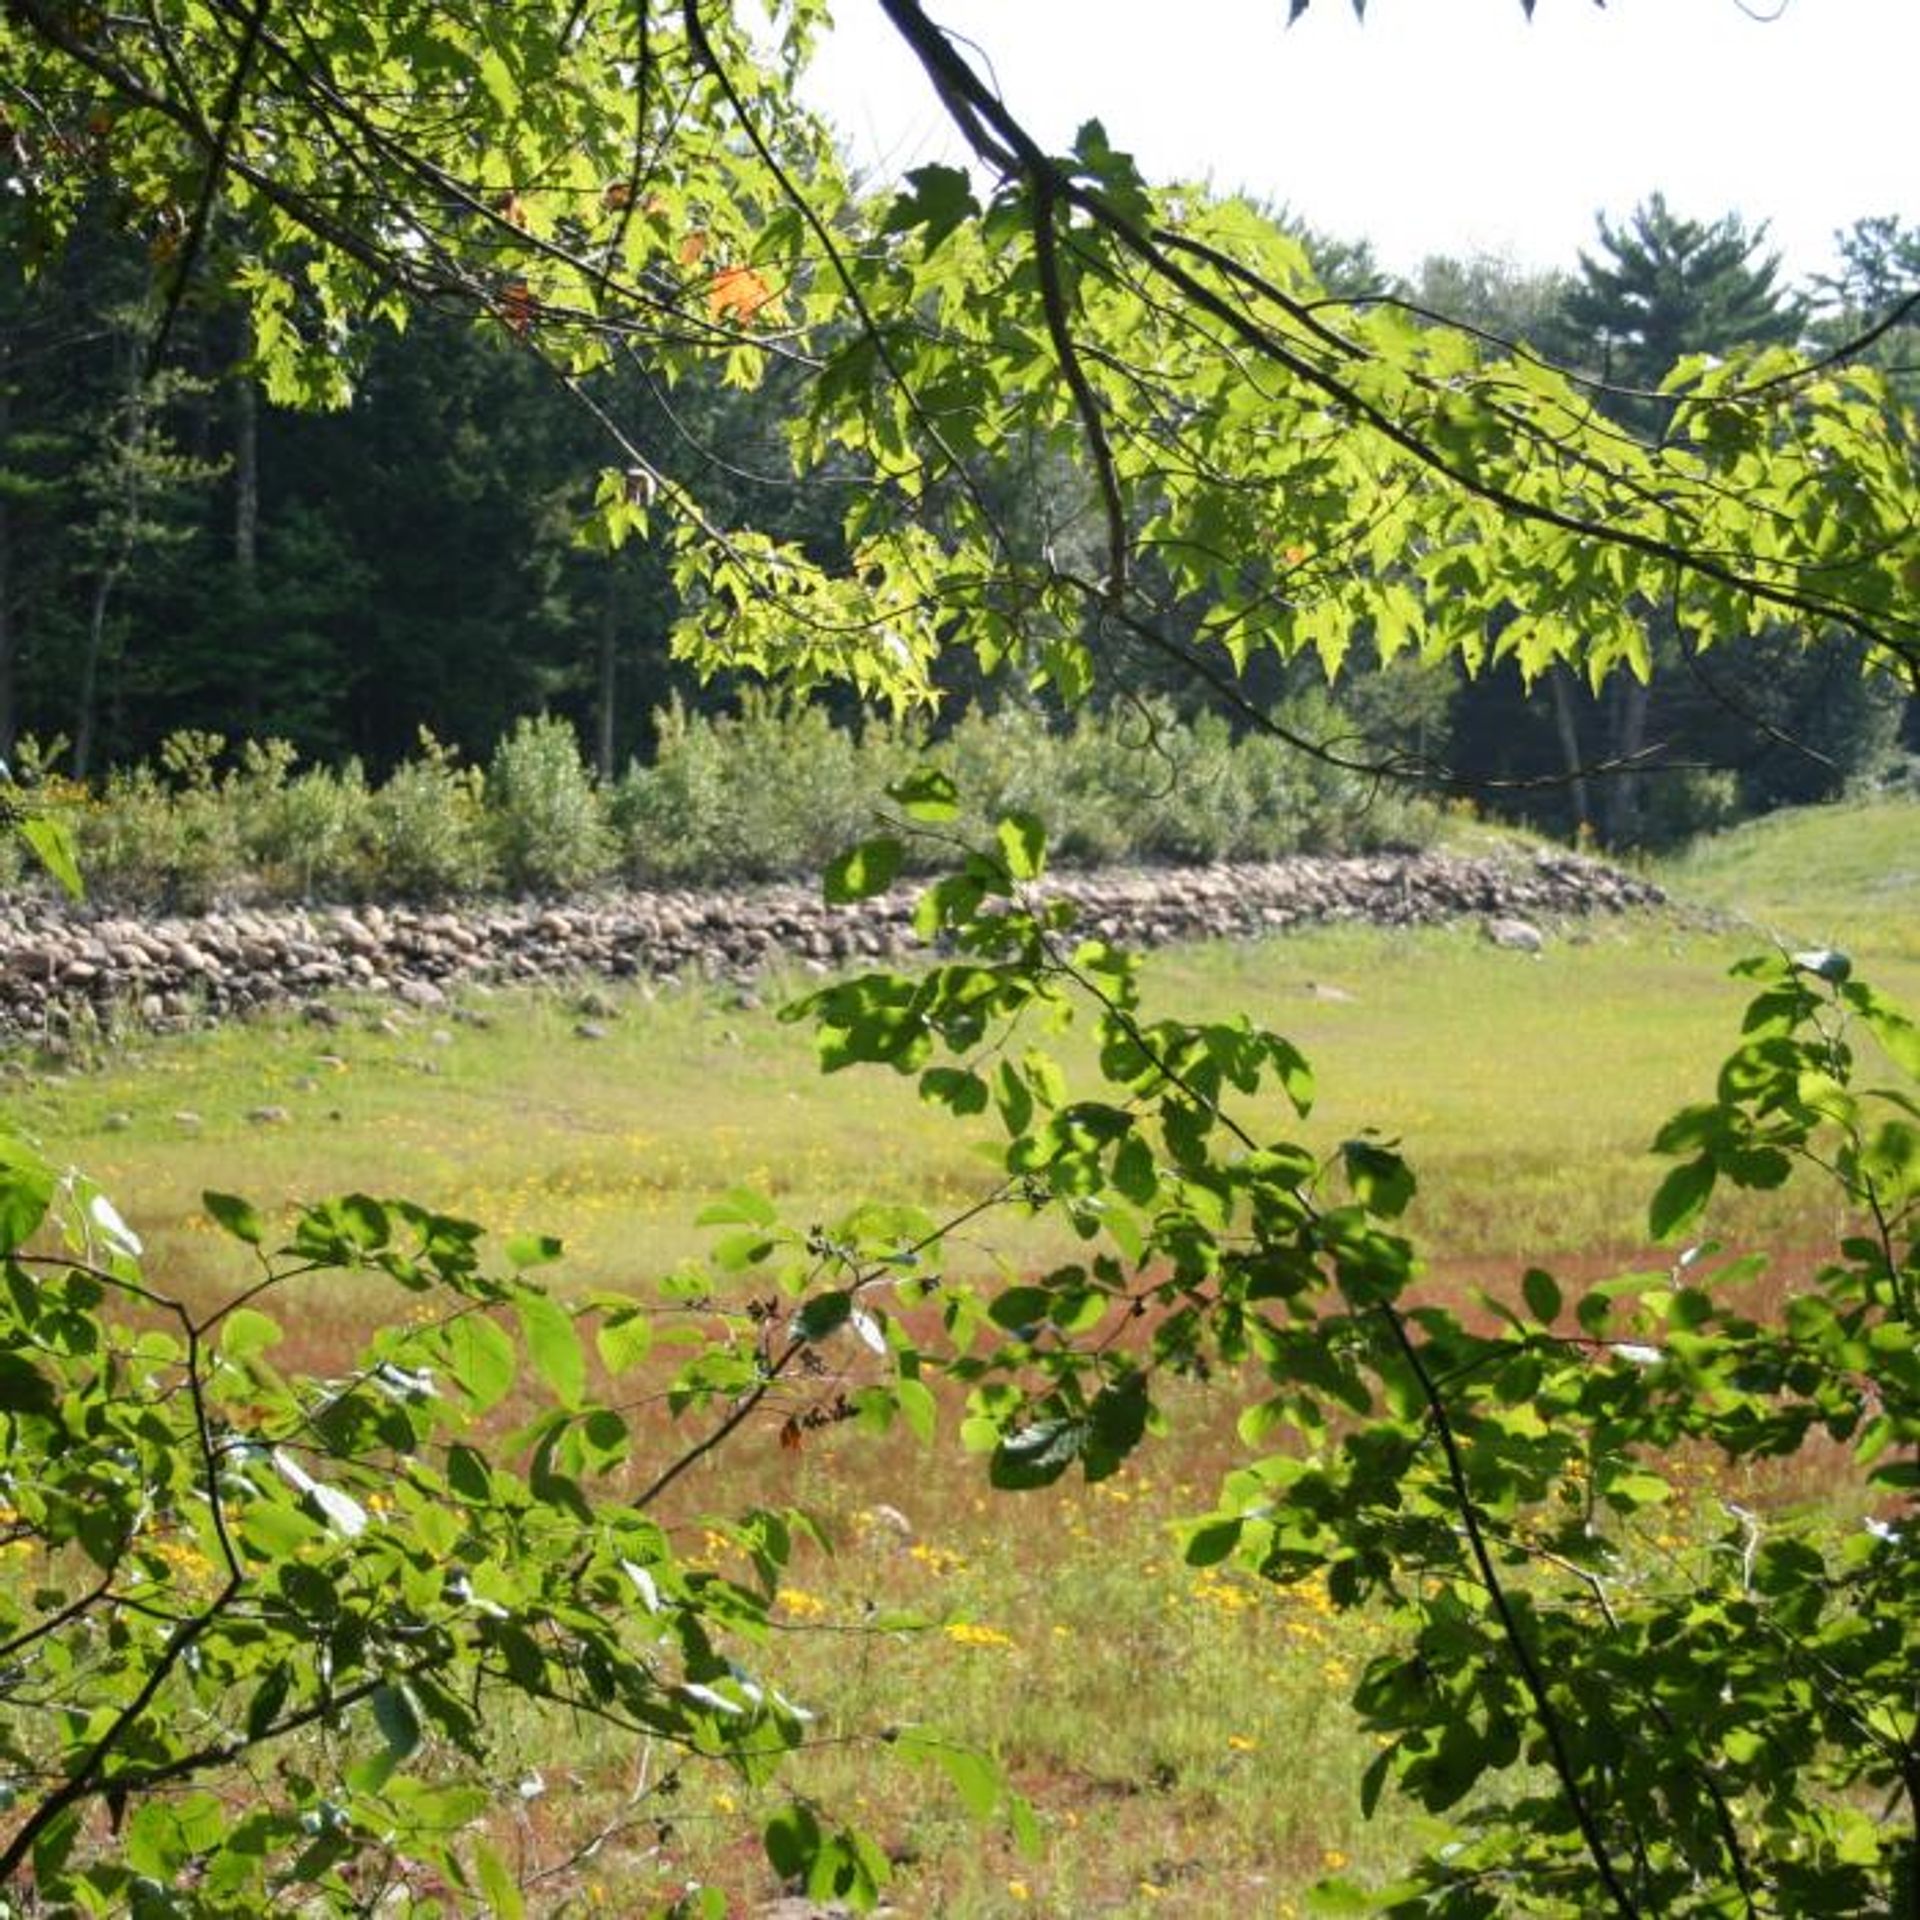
[20,911,1916,1308]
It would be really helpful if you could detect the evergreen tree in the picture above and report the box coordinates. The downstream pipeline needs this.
[1810,213,1920,407]
[1469,198,1866,844]
[1557,192,1803,430]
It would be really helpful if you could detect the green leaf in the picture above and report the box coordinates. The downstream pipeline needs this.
[1341,1139,1416,1218]
[1861,1001,1920,1079]
[927,1742,998,1819]
[245,1664,293,1742]
[505,1231,564,1269]
[1358,1745,1392,1819]
[472,1837,525,1920]
[17,814,82,901]
[219,1307,283,1362]
[1521,1269,1562,1325]
[796,1290,853,1342]
[990,1417,1084,1489]
[1605,1468,1671,1508]
[1183,1516,1244,1566]
[1306,1879,1376,1915]
[995,812,1046,882]
[447,1313,517,1412]
[0,1352,55,1416]
[885,765,962,820]
[595,1308,653,1375]
[824,836,905,903]
[696,1187,778,1228]
[1110,1133,1158,1205]
[371,1682,421,1761]
[882,165,979,252]
[895,1376,937,1444]
[0,1131,54,1254]
[1649,1154,1716,1241]
[203,1190,266,1246]
[513,1290,585,1409]
[712,1228,777,1270]
[988,1286,1053,1334]
[920,1066,988,1115]
[764,1803,823,1881]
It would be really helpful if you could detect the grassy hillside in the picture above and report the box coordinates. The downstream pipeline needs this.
[1656,788,1920,960]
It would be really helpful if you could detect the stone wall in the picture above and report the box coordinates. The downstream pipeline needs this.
[0,848,1665,1042]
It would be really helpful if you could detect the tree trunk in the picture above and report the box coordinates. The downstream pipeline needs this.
[1546,666,1592,839]
[0,346,14,763]
[1601,675,1651,845]
[594,571,619,780]
[73,339,145,781]
[233,314,261,734]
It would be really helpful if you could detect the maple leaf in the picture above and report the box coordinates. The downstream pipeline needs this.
[707,264,776,325]
[497,280,536,334]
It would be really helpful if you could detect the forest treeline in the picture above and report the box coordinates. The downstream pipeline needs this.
[4,192,1915,852]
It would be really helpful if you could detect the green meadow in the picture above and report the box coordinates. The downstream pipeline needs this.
[9,793,1919,1916]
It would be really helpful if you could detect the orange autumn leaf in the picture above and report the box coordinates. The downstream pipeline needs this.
[707,263,775,325]
[678,228,708,267]
[498,280,536,335]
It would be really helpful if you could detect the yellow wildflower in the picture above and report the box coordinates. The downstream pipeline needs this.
[943,1621,1016,1651]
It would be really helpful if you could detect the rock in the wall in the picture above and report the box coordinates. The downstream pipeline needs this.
[0,850,1666,1045]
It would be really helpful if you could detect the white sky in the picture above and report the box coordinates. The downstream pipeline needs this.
[800,0,1920,287]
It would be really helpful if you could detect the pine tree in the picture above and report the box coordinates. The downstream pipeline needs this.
[1557,193,1803,432]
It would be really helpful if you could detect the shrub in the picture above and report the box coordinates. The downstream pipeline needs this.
[29,697,1438,909]
[361,730,496,900]
[486,713,616,894]
[243,757,372,901]
[613,692,919,885]
[72,730,247,911]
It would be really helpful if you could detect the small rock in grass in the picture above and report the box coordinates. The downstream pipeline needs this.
[247,1105,290,1126]
[302,1001,342,1028]
[103,1110,134,1132]
[574,1020,608,1042]
[172,1110,203,1131]
[1484,916,1545,953]
[864,1503,913,1542]
[428,1029,453,1047]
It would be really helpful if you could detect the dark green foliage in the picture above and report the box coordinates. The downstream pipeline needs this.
[1555,193,1804,421]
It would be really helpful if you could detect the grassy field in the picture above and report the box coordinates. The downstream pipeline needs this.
[8,794,1919,1915]
[1658,785,1920,959]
